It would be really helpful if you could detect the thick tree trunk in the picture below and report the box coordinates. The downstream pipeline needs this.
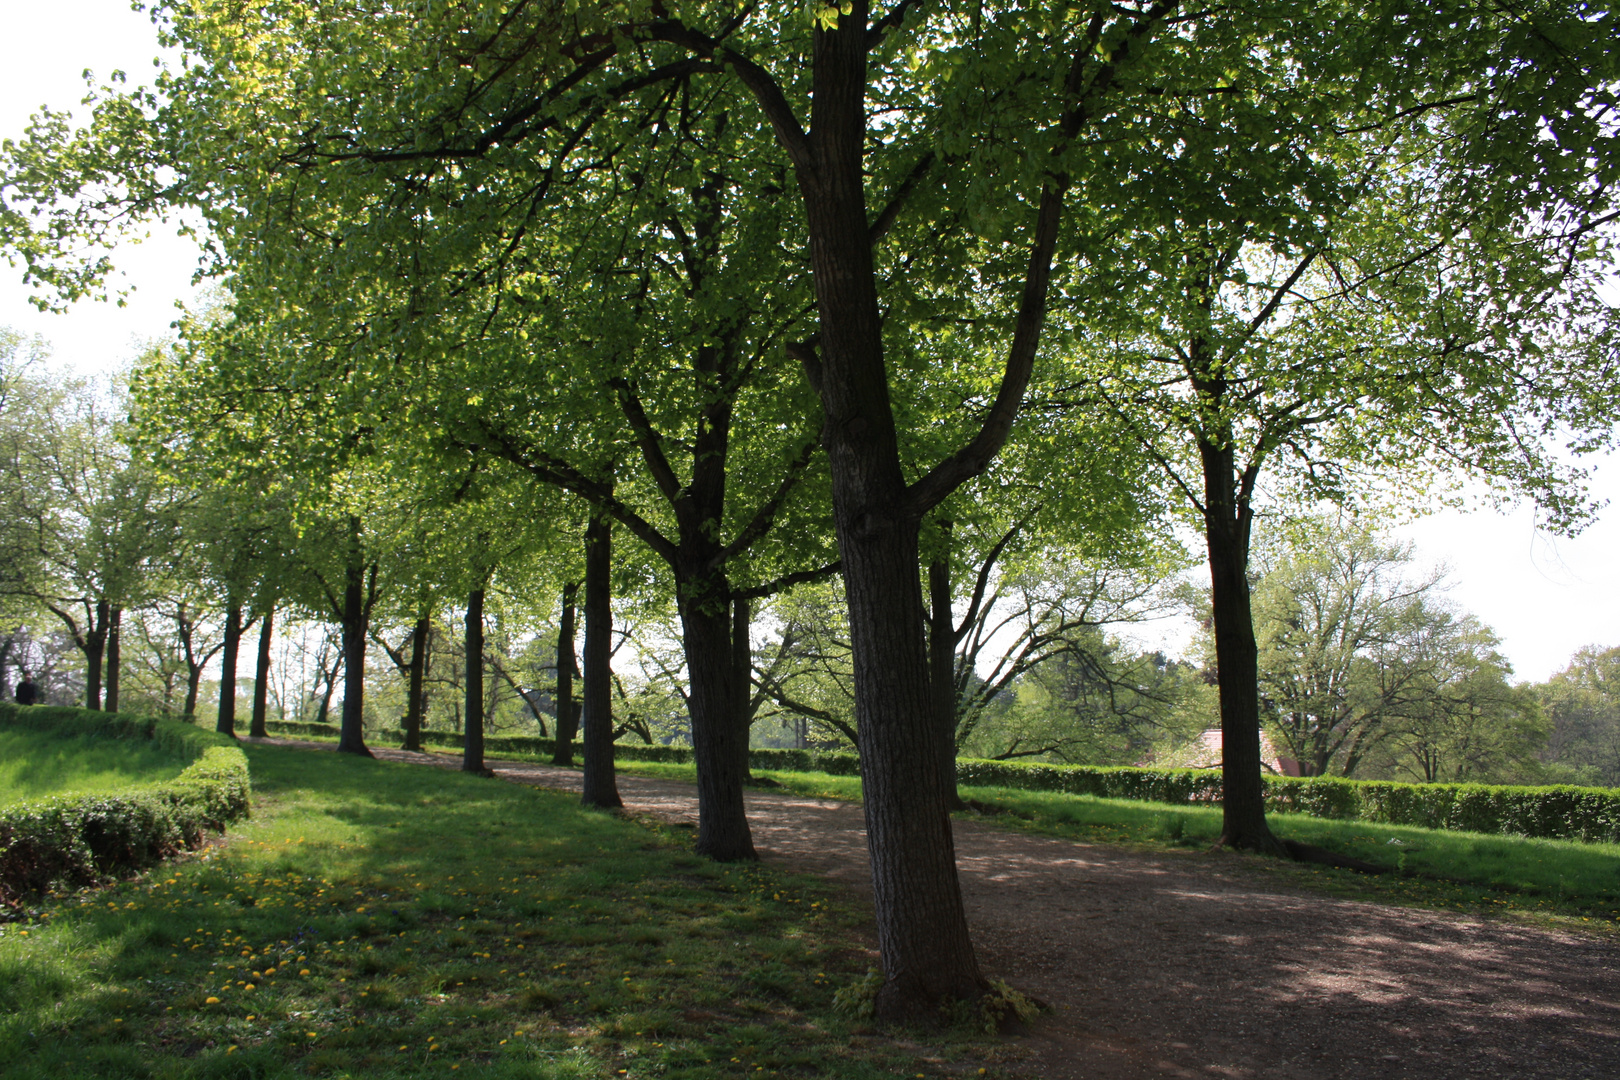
[579,513,621,808]
[928,551,966,811]
[404,614,428,751]
[250,608,273,738]
[551,582,579,765]
[1199,439,1280,854]
[679,585,756,859]
[216,603,242,738]
[463,586,490,775]
[85,598,109,710]
[337,535,374,757]
[105,606,122,713]
[793,11,986,1020]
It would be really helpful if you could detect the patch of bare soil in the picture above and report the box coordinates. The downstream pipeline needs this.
[251,739,1620,1079]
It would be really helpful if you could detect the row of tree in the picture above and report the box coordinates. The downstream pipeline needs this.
[3,0,1616,1021]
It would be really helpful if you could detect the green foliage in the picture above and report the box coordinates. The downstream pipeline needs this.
[1537,645,1620,786]
[0,727,192,803]
[0,704,250,904]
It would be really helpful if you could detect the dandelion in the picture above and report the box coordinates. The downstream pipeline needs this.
[205,997,221,1005]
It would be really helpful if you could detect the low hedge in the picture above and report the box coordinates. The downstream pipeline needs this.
[958,757,1620,844]
[0,705,252,904]
[258,721,867,774]
[256,718,1620,843]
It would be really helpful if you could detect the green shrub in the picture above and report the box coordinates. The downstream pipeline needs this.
[0,705,251,903]
[955,755,1620,844]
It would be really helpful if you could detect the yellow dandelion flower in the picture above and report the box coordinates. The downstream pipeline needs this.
[205,997,220,1005]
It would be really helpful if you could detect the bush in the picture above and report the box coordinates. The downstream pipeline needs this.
[0,705,252,904]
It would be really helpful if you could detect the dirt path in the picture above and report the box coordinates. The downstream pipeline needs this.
[252,740,1620,1079]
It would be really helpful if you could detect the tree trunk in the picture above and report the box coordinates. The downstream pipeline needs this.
[404,614,428,751]
[250,608,274,738]
[733,594,754,781]
[793,12,987,1020]
[337,526,374,757]
[579,512,621,808]
[678,583,756,859]
[1199,438,1280,854]
[216,602,242,737]
[463,586,489,775]
[551,582,579,765]
[928,548,966,811]
[85,598,109,710]
[105,606,122,713]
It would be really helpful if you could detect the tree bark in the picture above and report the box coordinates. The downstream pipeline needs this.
[337,521,374,757]
[105,606,122,713]
[678,580,755,858]
[463,585,490,775]
[551,582,580,765]
[733,595,754,782]
[85,598,109,710]
[928,546,966,811]
[404,614,428,751]
[1199,436,1280,853]
[579,512,621,808]
[216,602,242,738]
[250,608,274,738]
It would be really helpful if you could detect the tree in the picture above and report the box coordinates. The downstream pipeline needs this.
[1251,519,1446,777]
[1537,646,1620,786]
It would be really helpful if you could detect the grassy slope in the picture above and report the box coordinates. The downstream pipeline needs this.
[606,760,1620,931]
[0,744,992,1080]
[0,729,193,804]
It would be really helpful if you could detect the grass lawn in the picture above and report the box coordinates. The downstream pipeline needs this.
[0,728,194,804]
[0,744,997,1080]
[604,760,1620,932]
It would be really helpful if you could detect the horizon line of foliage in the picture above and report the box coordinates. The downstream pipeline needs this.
[0,704,250,906]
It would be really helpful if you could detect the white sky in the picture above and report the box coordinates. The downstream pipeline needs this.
[3,0,1617,684]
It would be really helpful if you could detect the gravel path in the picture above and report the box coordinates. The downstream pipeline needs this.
[252,739,1620,1079]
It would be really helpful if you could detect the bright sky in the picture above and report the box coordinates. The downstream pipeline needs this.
[3,0,1617,683]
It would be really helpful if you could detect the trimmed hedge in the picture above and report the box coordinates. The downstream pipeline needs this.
[256,718,1620,844]
[258,721,867,775]
[0,705,252,904]
[957,757,1620,844]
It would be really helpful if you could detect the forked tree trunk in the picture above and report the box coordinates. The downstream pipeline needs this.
[250,608,273,738]
[337,529,374,758]
[551,582,580,766]
[463,585,489,775]
[795,11,987,1019]
[1199,437,1280,854]
[679,581,754,859]
[105,606,122,713]
[403,614,428,751]
[579,513,621,808]
[216,602,242,738]
[928,551,966,811]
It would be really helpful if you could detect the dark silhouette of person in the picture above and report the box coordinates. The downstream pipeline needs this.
[14,670,39,705]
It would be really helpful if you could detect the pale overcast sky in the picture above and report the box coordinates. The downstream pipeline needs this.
[2,0,1616,682]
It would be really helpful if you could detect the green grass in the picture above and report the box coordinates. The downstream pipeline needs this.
[0,728,194,804]
[0,744,996,1080]
[605,760,1620,931]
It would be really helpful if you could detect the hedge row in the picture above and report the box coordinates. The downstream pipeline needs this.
[256,719,1620,843]
[0,705,252,904]
[957,758,1620,844]
[258,721,868,774]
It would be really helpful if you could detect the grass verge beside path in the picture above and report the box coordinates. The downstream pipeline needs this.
[604,760,1620,933]
[0,728,194,804]
[0,743,996,1080]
